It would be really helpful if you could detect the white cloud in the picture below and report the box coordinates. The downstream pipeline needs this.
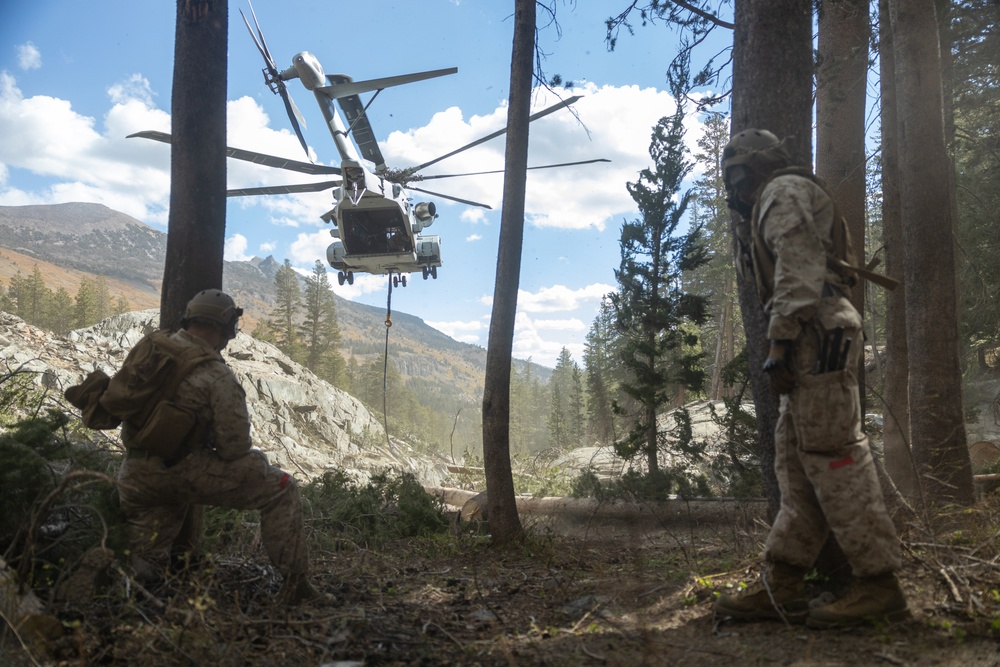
[461,208,487,224]
[465,233,481,242]
[260,241,277,253]
[427,318,485,344]
[224,233,252,261]
[483,282,614,314]
[0,71,173,222]
[107,74,155,107]
[511,312,585,367]
[17,43,41,71]
[380,82,698,232]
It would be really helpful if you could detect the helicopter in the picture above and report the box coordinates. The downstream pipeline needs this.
[130,3,609,288]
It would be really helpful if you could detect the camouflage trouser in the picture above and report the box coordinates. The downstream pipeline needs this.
[765,297,901,577]
[118,448,309,577]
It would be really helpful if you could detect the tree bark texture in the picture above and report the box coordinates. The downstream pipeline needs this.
[888,0,974,506]
[878,0,916,498]
[816,0,870,403]
[161,0,229,331]
[730,0,814,520]
[481,0,535,545]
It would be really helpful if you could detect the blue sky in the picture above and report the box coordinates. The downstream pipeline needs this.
[0,1,730,368]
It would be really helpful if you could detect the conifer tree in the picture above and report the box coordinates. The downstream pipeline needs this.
[73,277,98,328]
[299,260,346,386]
[583,297,621,445]
[49,288,75,335]
[267,259,302,359]
[547,382,568,449]
[8,266,52,326]
[610,106,709,475]
[92,276,112,323]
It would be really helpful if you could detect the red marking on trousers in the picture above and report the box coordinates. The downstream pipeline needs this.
[278,473,290,489]
[829,455,854,470]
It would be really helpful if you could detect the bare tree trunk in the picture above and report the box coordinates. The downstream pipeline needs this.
[161,0,228,331]
[814,0,872,580]
[481,0,534,545]
[878,0,916,498]
[816,0,870,409]
[889,0,974,506]
[730,0,814,521]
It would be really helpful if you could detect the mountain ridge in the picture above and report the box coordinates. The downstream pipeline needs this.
[0,202,548,409]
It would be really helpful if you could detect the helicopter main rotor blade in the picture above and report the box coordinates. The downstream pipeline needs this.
[127,131,340,176]
[316,68,458,100]
[241,3,310,158]
[407,186,492,210]
[406,95,583,175]
[227,180,341,197]
[241,4,276,71]
[411,158,612,181]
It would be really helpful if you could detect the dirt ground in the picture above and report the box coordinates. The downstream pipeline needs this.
[7,500,1000,667]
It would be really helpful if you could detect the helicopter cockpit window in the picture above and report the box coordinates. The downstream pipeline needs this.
[341,208,411,255]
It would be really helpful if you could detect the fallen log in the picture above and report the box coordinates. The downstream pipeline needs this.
[424,486,766,527]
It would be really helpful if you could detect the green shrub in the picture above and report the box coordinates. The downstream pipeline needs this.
[0,410,126,590]
[302,469,448,551]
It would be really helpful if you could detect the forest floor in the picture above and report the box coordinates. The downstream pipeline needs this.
[7,495,1000,667]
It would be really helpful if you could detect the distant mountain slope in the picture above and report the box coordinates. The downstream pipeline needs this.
[0,202,548,403]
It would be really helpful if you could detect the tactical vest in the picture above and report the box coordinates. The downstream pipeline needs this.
[748,167,896,306]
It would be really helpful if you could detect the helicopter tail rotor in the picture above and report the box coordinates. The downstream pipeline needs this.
[240,3,310,158]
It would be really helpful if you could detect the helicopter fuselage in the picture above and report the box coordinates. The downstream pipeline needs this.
[326,159,440,280]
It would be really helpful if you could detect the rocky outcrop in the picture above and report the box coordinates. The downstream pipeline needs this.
[0,310,452,487]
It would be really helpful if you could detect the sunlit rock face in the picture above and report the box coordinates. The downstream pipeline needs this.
[0,309,451,487]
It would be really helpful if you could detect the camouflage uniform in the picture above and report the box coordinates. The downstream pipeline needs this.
[754,173,900,577]
[117,329,309,577]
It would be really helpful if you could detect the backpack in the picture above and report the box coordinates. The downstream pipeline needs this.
[748,167,899,306]
[65,331,218,460]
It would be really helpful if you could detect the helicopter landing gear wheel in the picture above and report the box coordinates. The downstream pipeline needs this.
[392,275,399,288]
[337,271,346,286]
[422,267,429,280]
[347,271,354,285]
[431,266,438,280]
[401,274,407,287]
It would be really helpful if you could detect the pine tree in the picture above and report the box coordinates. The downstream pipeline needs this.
[9,266,52,326]
[548,348,584,449]
[92,276,112,322]
[610,106,709,475]
[690,112,743,399]
[49,287,76,335]
[73,277,98,328]
[547,383,568,449]
[583,297,620,445]
[299,260,346,386]
[266,259,302,360]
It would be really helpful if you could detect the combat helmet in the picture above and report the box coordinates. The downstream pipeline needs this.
[182,289,243,340]
[721,128,793,189]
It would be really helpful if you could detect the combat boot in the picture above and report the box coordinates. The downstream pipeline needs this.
[56,546,115,603]
[279,573,335,606]
[714,561,809,622]
[807,572,909,629]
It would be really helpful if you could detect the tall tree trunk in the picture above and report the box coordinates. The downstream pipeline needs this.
[889,0,974,506]
[730,0,814,520]
[161,0,228,331]
[816,0,870,406]
[878,0,916,498]
[481,0,534,545]
[814,0,871,578]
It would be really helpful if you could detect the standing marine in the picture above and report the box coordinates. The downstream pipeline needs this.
[713,129,908,628]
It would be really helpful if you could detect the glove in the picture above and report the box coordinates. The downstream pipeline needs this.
[763,340,796,394]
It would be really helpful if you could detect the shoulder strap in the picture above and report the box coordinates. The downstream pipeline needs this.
[151,332,220,401]
[752,168,899,293]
